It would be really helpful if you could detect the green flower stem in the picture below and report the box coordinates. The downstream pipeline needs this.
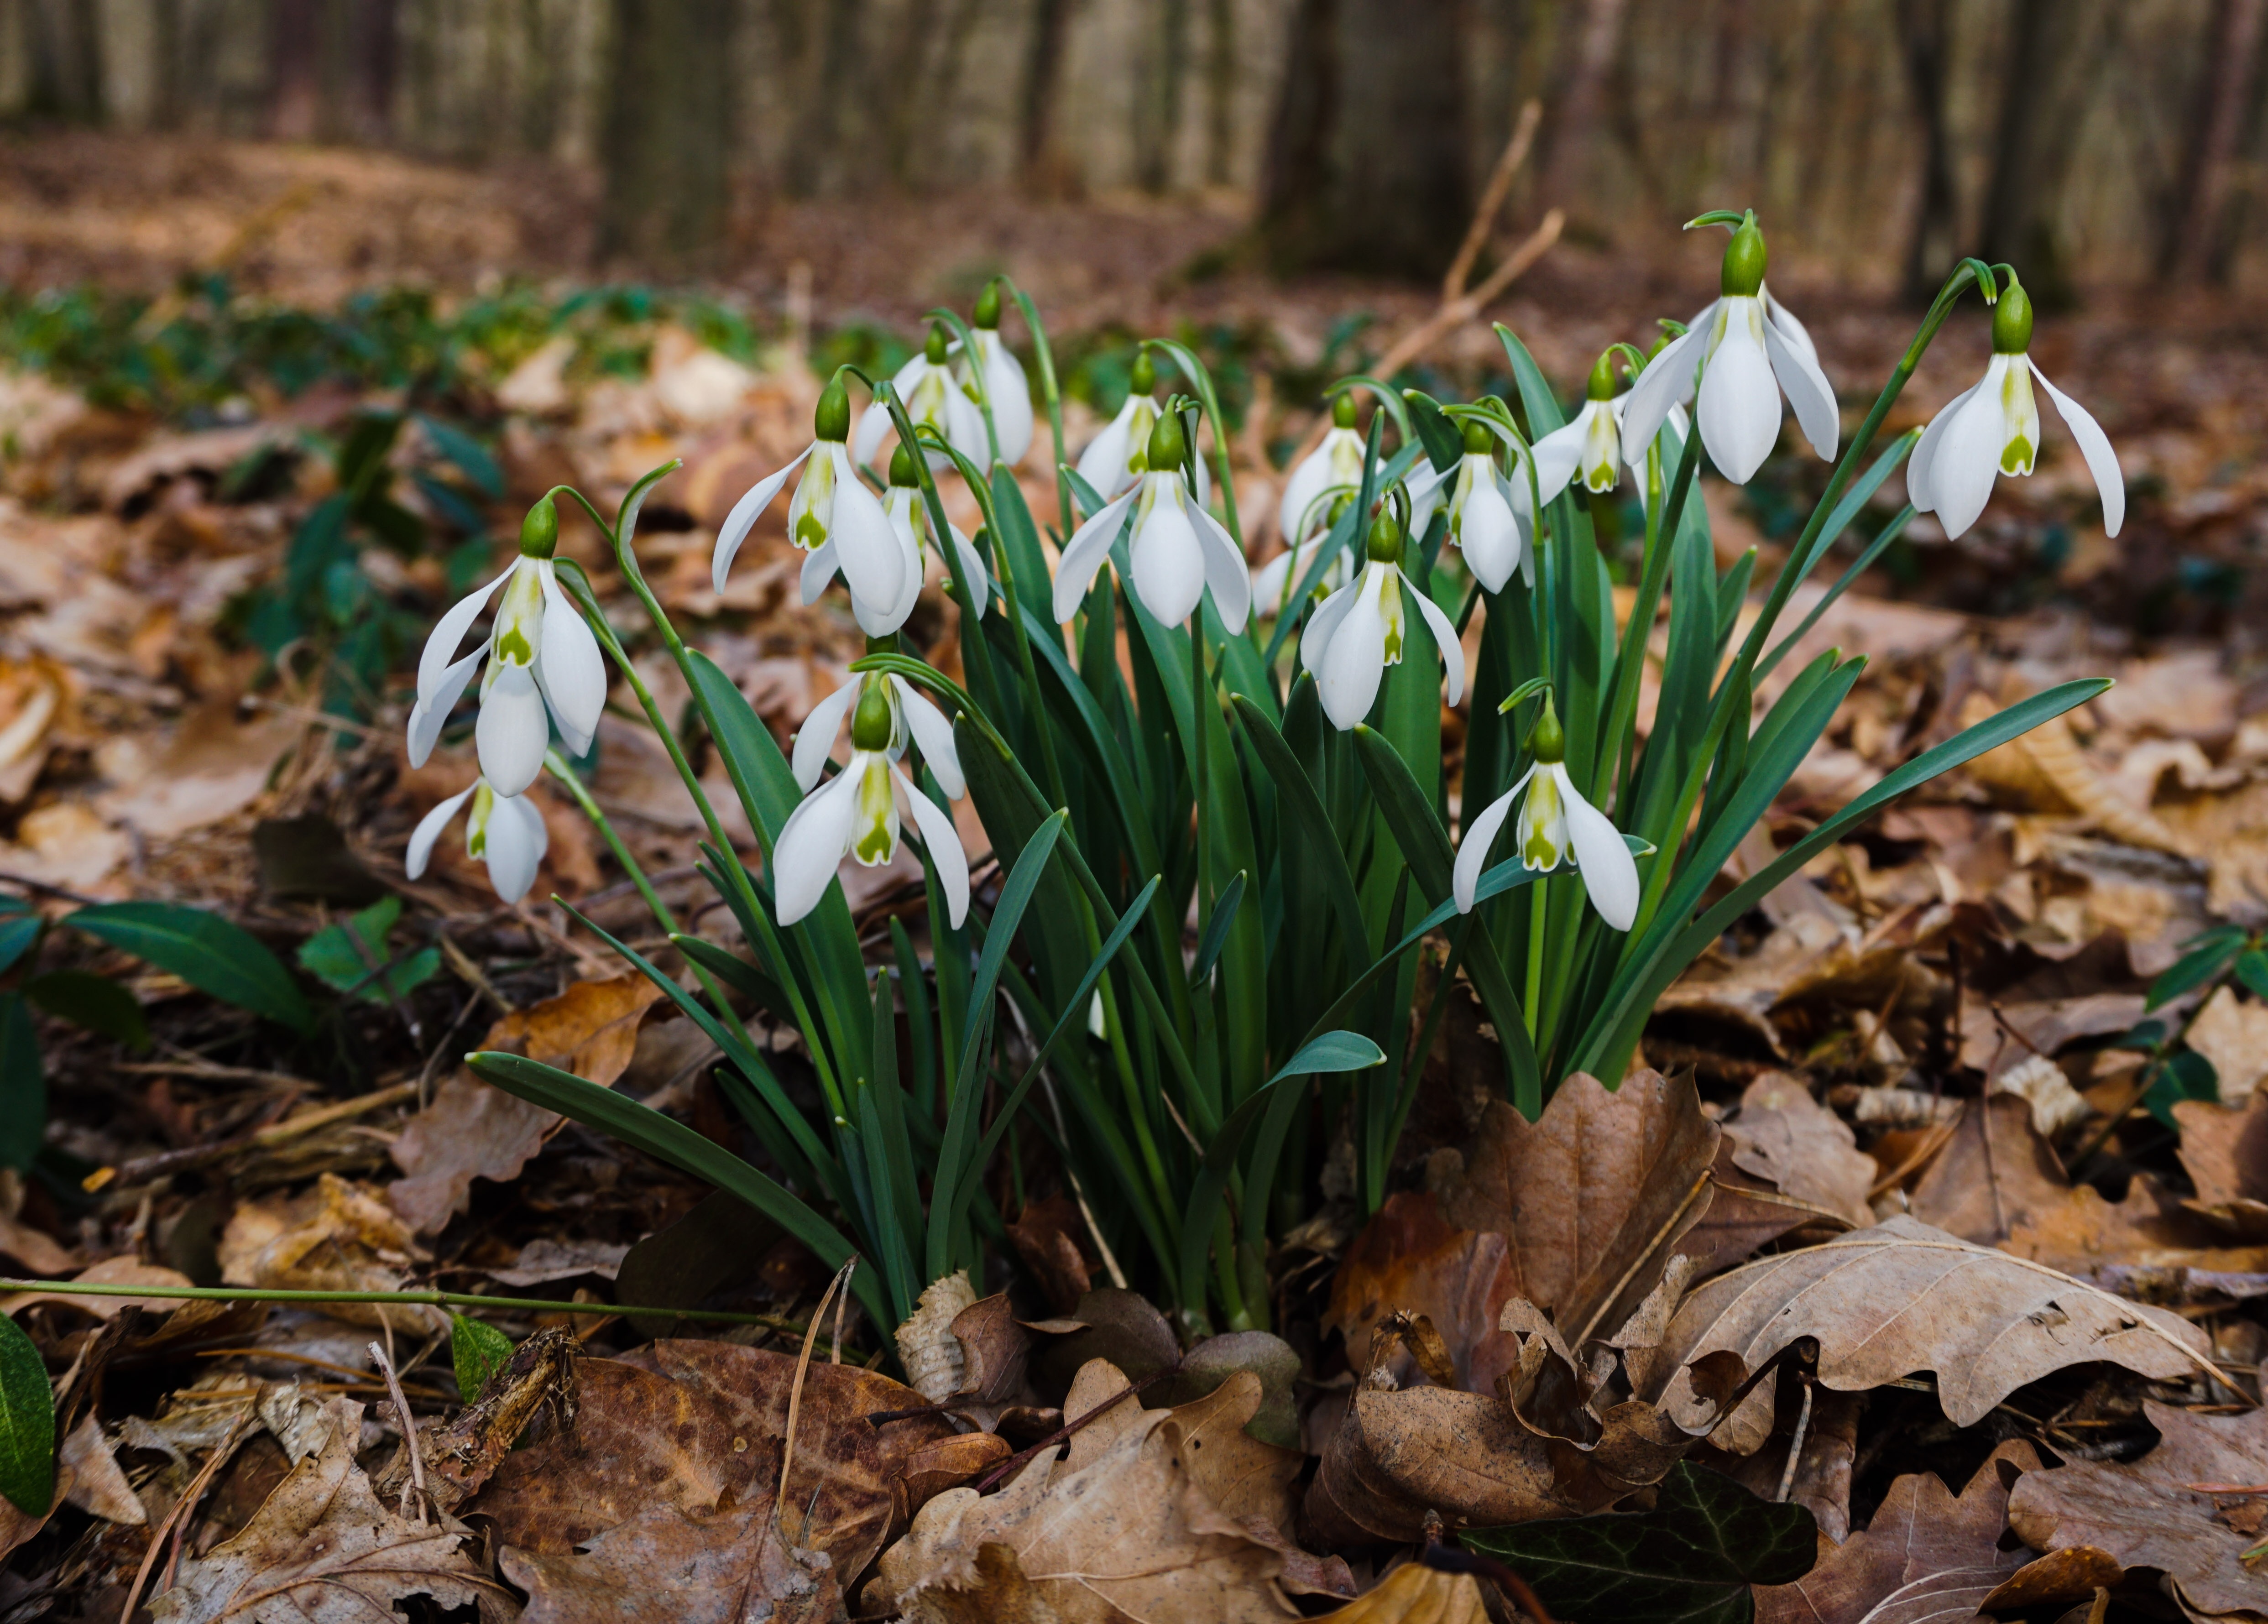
[1006,280,1073,539]
[927,306,1001,468]
[1524,876,1547,1041]
[0,1278,817,1334]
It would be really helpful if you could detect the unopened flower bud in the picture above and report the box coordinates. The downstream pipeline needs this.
[1526,692,1565,763]
[1130,350,1155,395]
[1146,409,1187,473]
[814,375,851,442]
[1331,393,1359,430]
[519,494,559,558]
[1991,275,2034,355]
[1365,508,1403,564]
[1720,213,1767,298]
[852,680,895,751]
[973,280,1002,331]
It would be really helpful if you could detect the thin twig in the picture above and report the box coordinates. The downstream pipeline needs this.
[87,1081,419,1190]
[117,1413,253,1624]
[973,1365,1180,1493]
[369,1340,431,1525]
[777,1257,857,1548]
[1776,1375,1814,1503]
[1443,99,1544,301]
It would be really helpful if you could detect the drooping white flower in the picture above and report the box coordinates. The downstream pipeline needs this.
[855,323,988,471]
[1433,420,1534,593]
[1619,213,1838,486]
[1077,351,1163,503]
[800,444,989,636]
[953,282,1033,467]
[407,776,549,904]
[1453,699,1638,930]
[1299,509,1465,731]
[711,374,909,621]
[408,496,604,799]
[791,663,965,802]
[1052,411,1249,631]
[1278,394,1369,545]
[1907,276,2123,542]
[773,681,969,929]
[1250,534,1353,616]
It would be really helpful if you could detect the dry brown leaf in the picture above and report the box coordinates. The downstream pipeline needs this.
[0,1208,77,1276]
[876,1359,1338,1623]
[218,1173,431,1330]
[1754,1440,2039,1624]
[2189,987,2268,1105]
[898,1271,980,1403]
[149,1397,497,1624]
[1907,1095,2074,1244]
[1724,1073,1877,1227]
[388,974,665,1232]
[93,700,301,840]
[2176,1094,2268,1238]
[899,1434,1015,1522]
[2007,1400,2268,1622]
[1312,1561,1488,1622]
[1327,1191,1519,1395]
[1306,1381,1568,1543]
[59,1413,144,1525]
[504,1496,847,1624]
[391,1326,577,1510]
[1999,1175,2251,1277]
[1651,1215,2213,1428]
[1005,1196,1095,1315]
[1697,1386,1863,1542]
[0,1254,191,1318]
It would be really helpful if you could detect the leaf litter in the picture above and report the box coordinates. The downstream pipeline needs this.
[7,146,2268,1624]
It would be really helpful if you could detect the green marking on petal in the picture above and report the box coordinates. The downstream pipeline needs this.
[2001,435,2034,476]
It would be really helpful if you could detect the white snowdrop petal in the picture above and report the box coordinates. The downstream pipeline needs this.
[1075,411,1134,502]
[1931,381,2011,540]
[799,540,838,605]
[984,342,1034,466]
[1130,498,1206,626]
[1763,315,1839,462]
[712,444,813,591]
[1453,777,1527,913]
[773,771,859,926]
[1404,571,1465,707]
[407,648,482,768]
[1051,487,1141,621]
[894,678,965,800]
[827,448,909,614]
[1191,504,1252,634]
[898,773,971,928]
[1458,480,1519,594]
[2029,359,2126,538]
[1906,378,1983,513]
[417,566,512,705]
[406,785,477,881]
[948,525,991,618]
[1696,308,1782,485]
[536,564,607,749]
[476,663,551,798]
[483,792,550,904]
[1299,580,1360,679]
[790,680,861,794]
[1620,320,1706,460]
[1530,411,1589,507]
[1555,765,1640,931]
[1317,575,1389,730]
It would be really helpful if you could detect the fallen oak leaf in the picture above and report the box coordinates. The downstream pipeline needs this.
[1722,1073,1876,1229]
[1906,1095,2074,1245]
[502,1494,847,1624]
[1756,1440,2039,1624]
[1649,1215,2215,1430]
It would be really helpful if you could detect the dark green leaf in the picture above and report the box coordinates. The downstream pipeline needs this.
[2148,1048,2222,1128]
[2235,950,2268,1003]
[415,415,505,497]
[1464,1461,1816,1624]
[0,914,40,978]
[0,993,44,1172]
[67,902,314,1034]
[1402,388,1465,473]
[1188,872,1246,991]
[0,1311,53,1517]
[449,1313,514,1403]
[297,896,438,1004]
[1273,1030,1385,1081]
[2148,932,2247,1012]
[23,971,148,1050]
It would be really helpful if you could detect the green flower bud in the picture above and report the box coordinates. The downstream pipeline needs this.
[1526,692,1565,764]
[888,442,919,488]
[1992,276,2033,355]
[851,680,894,751]
[865,633,899,656]
[1462,420,1495,456]
[1587,350,1620,402]
[814,374,851,442]
[1720,213,1767,299]
[1146,409,1187,473]
[1129,350,1155,395]
[1365,508,1403,565]
[925,323,950,365]
[973,280,1002,331]
[1331,392,1359,429]
[519,494,559,558]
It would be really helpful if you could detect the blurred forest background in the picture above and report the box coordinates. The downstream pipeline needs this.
[0,0,2262,298]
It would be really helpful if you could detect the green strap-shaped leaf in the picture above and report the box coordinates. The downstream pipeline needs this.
[0,914,40,979]
[468,1050,887,1330]
[67,902,313,1034]
[0,1311,54,1516]
[0,994,39,1173]
[23,971,150,1051]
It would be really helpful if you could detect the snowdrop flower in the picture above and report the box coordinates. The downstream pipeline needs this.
[773,680,969,929]
[408,496,604,799]
[800,445,989,635]
[1052,411,1249,631]
[1251,534,1353,616]
[1436,420,1532,592]
[1907,275,2123,542]
[791,654,965,802]
[855,324,987,471]
[407,777,549,904]
[1077,350,1163,503]
[1300,509,1465,731]
[711,374,908,617]
[953,282,1033,466]
[1278,393,1368,545]
[1453,696,1637,930]
[1620,212,1838,486]
[1534,351,1637,504]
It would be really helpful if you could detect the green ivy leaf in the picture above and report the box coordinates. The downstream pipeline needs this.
[0,1311,54,1517]
[450,1313,514,1403]
[67,902,314,1034]
[298,896,439,1005]
[1463,1461,1816,1624]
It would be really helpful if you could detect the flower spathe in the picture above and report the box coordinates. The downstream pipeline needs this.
[408,497,604,799]
[407,776,549,904]
[711,375,909,617]
[1453,700,1638,930]
[1620,214,1838,486]
[1907,276,2123,542]
[773,681,969,929]
[1052,413,1249,631]
[1301,511,1465,731]
[855,324,988,471]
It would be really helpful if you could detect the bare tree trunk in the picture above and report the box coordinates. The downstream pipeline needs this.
[1258,0,1470,279]
[1540,0,1627,223]
[1898,0,1959,302]
[599,0,735,266]
[2162,0,2268,283]
[1978,0,2085,303]
[1019,0,1072,191]
[268,0,319,138]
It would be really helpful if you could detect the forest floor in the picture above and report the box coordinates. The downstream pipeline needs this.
[4,131,2268,1623]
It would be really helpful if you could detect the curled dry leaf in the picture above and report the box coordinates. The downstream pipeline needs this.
[875,1360,1347,1623]
[898,1271,980,1404]
[389,974,668,1233]
[1313,1560,1487,1623]
[2007,1400,2268,1623]
[218,1173,431,1331]
[1755,1440,2040,1624]
[58,1413,144,1525]
[0,1254,191,1319]
[2174,1094,2268,1240]
[1723,1073,1877,1229]
[1651,1216,2214,1430]
[149,1398,498,1624]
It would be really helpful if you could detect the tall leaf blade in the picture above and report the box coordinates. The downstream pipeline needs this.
[66,902,312,1034]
